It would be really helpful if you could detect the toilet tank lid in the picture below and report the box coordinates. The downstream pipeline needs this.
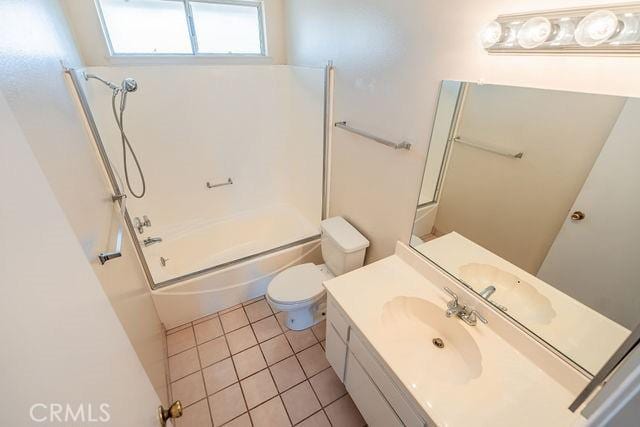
[320,217,370,253]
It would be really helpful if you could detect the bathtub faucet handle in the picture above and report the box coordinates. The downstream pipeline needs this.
[134,215,152,234]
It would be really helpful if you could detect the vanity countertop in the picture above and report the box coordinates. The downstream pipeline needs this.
[416,232,628,374]
[325,253,586,427]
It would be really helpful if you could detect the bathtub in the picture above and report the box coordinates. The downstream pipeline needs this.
[152,238,322,328]
[147,204,322,328]
[143,204,319,284]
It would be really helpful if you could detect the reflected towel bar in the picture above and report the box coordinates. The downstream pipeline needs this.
[99,222,123,265]
[453,137,524,159]
[335,121,412,150]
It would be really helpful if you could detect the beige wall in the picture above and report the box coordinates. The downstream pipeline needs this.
[434,84,624,273]
[61,0,288,65]
[285,0,640,263]
[0,0,168,403]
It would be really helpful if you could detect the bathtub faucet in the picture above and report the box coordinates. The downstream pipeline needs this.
[143,237,162,247]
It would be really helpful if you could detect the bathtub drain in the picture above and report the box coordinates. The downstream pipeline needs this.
[432,338,444,349]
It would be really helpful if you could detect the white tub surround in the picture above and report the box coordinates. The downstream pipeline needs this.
[324,242,587,427]
[416,232,629,374]
[81,64,325,287]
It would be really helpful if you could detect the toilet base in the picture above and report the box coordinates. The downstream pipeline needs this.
[275,297,326,331]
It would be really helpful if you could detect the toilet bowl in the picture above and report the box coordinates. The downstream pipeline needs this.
[266,217,369,330]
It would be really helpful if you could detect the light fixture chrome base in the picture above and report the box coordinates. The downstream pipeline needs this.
[483,3,640,55]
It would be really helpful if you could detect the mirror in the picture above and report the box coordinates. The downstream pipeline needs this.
[411,81,640,375]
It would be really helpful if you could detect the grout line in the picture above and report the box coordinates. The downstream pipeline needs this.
[166,321,193,336]
[275,393,294,427]
[169,366,202,385]
[226,305,253,423]
[323,407,334,427]
[197,336,230,370]
[168,342,198,358]
[294,409,326,426]
[193,333,215,427]
[221,411,250,426]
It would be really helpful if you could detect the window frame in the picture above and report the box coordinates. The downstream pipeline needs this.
[95,0,267,58]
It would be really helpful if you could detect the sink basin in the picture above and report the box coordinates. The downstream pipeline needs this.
[458,263,556,325]
[381,297,482,385]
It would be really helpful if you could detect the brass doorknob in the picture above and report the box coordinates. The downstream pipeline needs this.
[571,211,586,221]
[158,401,182,426]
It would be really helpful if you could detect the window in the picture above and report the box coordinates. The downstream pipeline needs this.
[97,0,265,56]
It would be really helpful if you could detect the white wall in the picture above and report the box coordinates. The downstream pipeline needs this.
[62,0,288,65]
[0,0,168,403]
[285,0,640,263]
[82,65,324,236]
[434,84,624,274]
[0,91,160,426]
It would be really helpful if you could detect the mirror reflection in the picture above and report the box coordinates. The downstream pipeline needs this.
[411,81,640,375]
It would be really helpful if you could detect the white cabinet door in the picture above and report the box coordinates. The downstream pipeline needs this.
[326,323,348,381]
[345,352,403,427]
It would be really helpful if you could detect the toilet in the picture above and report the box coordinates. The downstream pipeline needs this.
[266,217,369,330]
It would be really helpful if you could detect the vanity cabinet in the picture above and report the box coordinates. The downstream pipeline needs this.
[326,296,429,427]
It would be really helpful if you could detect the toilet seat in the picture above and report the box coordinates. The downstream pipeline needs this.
[268,263,326,306]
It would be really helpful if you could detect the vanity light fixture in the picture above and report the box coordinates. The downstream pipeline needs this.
[482,3,640,54]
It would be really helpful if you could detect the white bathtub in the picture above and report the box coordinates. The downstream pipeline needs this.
[146,203,322,328]
[152,238,322,328]
[143,204,318,284]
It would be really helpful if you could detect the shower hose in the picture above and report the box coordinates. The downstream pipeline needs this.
[111,89,146,199]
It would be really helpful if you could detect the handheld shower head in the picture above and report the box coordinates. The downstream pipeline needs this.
[122,78,138,93]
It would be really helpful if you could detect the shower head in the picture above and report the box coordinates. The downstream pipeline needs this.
[84,72,138,94]
[122,78,138,93]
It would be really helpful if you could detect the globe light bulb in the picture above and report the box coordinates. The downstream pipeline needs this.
[517,17,553,48]
[575,10,621,47]
[481,21,504,48]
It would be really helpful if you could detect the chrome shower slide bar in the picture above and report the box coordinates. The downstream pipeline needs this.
[453,136,524,159]
[334,121,412,150]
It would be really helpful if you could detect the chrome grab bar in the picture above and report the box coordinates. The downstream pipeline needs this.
[334,121,412,151]
[452,136,524,159]
[207,178,233,189]
[99,222,123,265]
[99,194,126,265]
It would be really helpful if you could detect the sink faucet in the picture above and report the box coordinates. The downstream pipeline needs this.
[443,287,488,326]
[143,236,162,247]
[478,285,508,312]
[479,285,496,299]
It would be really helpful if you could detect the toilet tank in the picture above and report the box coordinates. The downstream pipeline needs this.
[320,217,370,275]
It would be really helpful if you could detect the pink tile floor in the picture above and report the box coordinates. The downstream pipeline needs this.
[166,296,366,427]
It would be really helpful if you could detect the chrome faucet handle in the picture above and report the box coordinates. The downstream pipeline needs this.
[143,215,151,227]
[443,287,458,306]
[469,309,488,325]
[134,216,144,234]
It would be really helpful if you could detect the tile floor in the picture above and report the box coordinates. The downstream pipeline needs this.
[166,296,366,427]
